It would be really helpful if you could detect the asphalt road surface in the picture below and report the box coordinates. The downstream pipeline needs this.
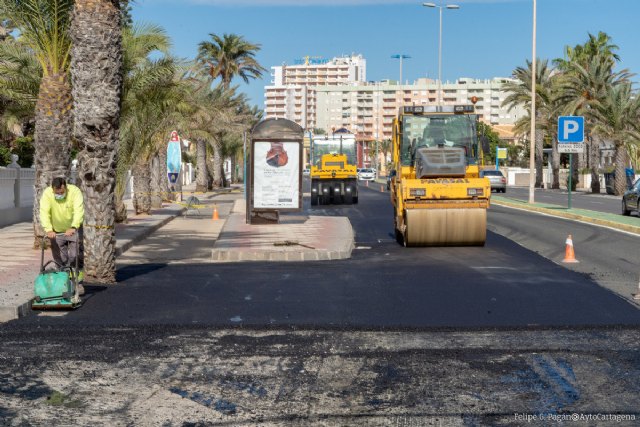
[1,183,639,426]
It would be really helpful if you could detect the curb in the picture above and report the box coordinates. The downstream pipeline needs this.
[0,301,33,323]
[492,198,640,235]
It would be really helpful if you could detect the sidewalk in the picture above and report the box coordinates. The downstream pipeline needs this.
[211,199,353,262]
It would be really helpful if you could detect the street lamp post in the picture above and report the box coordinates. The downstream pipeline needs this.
[529,0,537,204]
[423,2,460,106]
[391,54,411,107]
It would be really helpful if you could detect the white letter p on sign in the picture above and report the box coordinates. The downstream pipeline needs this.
[563,120,579,140]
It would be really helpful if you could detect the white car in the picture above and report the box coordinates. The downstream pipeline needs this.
[302,168,310,176]
[358,168,376,181]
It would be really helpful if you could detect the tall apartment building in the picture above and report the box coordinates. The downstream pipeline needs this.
[314,77,527,168]
[315,77,526,142]
[264,54,367,130]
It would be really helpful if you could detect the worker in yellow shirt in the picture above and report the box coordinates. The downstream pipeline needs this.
[39,177,85,295]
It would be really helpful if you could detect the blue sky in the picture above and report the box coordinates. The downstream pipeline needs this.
[132,0,639,108]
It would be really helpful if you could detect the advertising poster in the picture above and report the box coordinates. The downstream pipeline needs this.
[253,141,300,209]
[167,131,182,185]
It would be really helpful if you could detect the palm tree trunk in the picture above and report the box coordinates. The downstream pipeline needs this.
[230,154,237,184]
[157,145,172,201]
[535,129,544,188]
[614,144,628,196]
[578,144,588,184]
[133,161,152,214]
[114,188,128,223]
[195,139,208,192]
[551,130,560,189]
[238,153,245,184]
[589,135,601,194]
[71,0,123,284]
[206,156,215,190]
[150,155,163,208]
[32,73,73,248]
[211,138,222,188]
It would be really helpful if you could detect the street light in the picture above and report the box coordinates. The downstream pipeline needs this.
[529,0,537,204]
[391,54,411,106]
[423,2,460,106]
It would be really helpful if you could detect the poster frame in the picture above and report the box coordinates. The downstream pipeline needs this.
[250,138,303,213]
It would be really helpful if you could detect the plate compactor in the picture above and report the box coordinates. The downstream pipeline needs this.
[32,235,82,310]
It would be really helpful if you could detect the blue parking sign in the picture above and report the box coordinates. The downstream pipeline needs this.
[558,116,584,143]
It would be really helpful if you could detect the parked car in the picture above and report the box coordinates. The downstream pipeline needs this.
[302,168,310,176]
[358,168,376,181]
[480,169,507,193]
[622,178,640,216]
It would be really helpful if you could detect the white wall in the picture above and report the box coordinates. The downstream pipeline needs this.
[0,166,35,228]
[1,163,193,227]
[0,168,18,210]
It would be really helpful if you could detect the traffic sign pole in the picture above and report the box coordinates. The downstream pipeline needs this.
[557,116,584,211]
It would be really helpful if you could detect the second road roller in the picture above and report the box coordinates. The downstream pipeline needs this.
[390,104,491,246]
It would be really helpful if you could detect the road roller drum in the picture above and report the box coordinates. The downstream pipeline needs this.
[402,208,486,247]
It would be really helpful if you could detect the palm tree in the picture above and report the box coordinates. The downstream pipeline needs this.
[70,0,123,283]
[555,31,620,72]
[196,33,266,89]
[378,139,392,173]
[554,32,628,193]
[0,0,74,246]
[502,59,556,188]
[556,54,632,193]
[590,83,640,196]
[180,81,251,189]
[117,23,180,217]
[0,39,40,138]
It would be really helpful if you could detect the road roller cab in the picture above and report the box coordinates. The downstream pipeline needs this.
[391,105,491,246]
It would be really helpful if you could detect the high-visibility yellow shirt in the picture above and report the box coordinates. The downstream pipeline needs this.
[39,184,84,233]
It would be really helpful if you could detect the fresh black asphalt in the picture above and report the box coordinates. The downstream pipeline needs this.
[10,182,640,328]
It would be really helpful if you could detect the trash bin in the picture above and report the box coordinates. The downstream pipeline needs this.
[605,169,635,194]
[626,168,635,188]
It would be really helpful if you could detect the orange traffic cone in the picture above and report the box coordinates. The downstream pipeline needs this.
[212,205,219,220]
[562,234,579,263]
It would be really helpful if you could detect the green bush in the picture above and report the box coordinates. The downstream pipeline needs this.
[11,136,35,167]
[0,145,11,166]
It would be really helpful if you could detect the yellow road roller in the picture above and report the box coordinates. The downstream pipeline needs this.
[390,105,491,246]
[310,128,359,205]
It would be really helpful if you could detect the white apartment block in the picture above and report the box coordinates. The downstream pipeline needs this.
[264,54,367,130]
[315,77,527,143]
